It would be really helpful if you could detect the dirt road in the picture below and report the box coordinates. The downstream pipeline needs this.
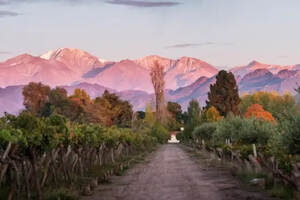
[83,144,273,200]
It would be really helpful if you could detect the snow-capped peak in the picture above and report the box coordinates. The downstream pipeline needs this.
[40,50,55,60]
[98,58,106,63]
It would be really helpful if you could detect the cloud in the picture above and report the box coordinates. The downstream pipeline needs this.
[166,42,214,49]
[276,55,289,59]
[0,0,182,7]
[106,0,180,7]
[166,42,234,49]
[0,51,11,54]
[0,10,19,18]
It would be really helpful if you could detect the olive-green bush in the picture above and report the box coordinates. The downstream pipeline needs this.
[192,122,217,141]
[151,122,169,144]
[212,115,278,146]
[279,113,300,155]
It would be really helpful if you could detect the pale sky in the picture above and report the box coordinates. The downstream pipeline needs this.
[1,0,300,69]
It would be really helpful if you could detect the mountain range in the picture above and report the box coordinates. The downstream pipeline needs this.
[0,48,299,114]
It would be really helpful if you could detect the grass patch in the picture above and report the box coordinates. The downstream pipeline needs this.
[234,171,266,183]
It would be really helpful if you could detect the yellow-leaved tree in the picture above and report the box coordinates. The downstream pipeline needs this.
[202,106,222,122]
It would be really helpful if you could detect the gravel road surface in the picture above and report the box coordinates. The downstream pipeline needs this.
[83,144,274,200]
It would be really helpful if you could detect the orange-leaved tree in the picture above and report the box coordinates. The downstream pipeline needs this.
[244,104,275,122]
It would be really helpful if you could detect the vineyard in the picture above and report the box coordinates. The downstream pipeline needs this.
[0,112,167,199]
[0,82,170,200]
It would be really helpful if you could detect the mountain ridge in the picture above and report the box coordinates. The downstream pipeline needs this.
[0,48,299,114]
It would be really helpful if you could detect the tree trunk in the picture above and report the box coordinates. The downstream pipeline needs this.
[31,151,43,200]
[22,161,31,200]
[0,142,12,184]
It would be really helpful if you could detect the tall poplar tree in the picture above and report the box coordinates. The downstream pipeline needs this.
[150,61,165,123]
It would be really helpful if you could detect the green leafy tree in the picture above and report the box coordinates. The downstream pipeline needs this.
[206,70,241,116]
[167,101,183,123]
[183,99,201,139]
[42,87,70,117]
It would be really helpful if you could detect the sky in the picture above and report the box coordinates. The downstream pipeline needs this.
[0,0,300,68]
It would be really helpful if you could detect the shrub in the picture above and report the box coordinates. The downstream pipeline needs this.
[166,117,181,131]
[279,113,300,154]
[213,115,277,146]
[151,122,169,144]
[192,122,217,141]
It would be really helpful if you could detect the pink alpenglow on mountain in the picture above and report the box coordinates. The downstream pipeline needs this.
[0,54,77,87]
[0,48,219,92]
[1,48,300,116]
[231,60,300,78]
[0,48,108,88]
[165,57,218,89]
[135,55,176,72]
[135,55,218,90]
[84,59,154,92]
[40,48,105,75]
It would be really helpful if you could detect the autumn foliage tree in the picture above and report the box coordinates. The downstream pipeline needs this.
[206,70,241,116]
[240,91,299,120]
[202,106,222,122]
[94,90,133,127]
[23,82,51,116]
[244,104,275,122]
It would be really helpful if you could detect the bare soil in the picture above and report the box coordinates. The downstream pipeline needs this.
[82,144,275,200]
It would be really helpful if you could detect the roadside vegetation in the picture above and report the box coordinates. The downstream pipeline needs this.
[178,70,300,199]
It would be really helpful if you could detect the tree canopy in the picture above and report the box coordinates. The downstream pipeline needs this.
[22,83,133,127]
[206,70,241,116]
